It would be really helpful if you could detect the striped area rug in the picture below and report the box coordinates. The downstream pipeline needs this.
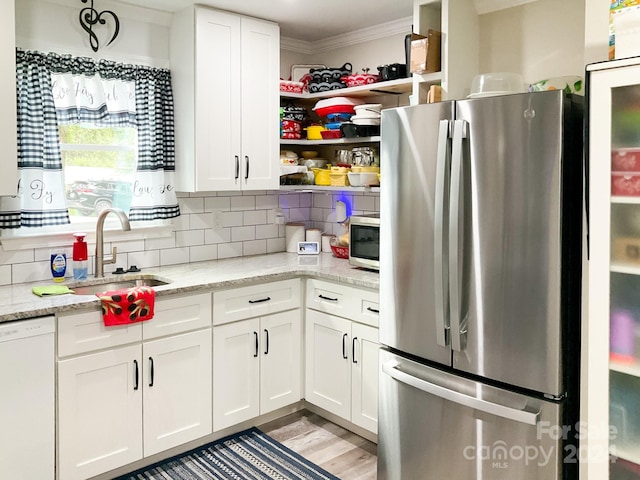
[115,427,340,480]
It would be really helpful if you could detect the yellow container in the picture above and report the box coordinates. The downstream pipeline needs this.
[330,173,349,187]
[305,125,327,140]
[312,167,331,186]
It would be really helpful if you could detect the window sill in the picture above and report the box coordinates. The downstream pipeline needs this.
[1,222,174,251]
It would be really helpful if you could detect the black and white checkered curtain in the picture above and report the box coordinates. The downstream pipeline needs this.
[0,50,180,229]
[0,50,71,228]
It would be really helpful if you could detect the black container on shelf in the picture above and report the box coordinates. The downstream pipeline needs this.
[340,123,381,138]
[308,63,352,93]
[377,63,407,81]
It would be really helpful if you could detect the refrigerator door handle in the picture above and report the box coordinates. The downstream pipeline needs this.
[382,360,540,426]
[434,119,451,347]
[449,119,467,353]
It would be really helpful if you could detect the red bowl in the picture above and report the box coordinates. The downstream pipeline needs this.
[330,244,349,259]
[321,129,342,140]
[315,105,357,118]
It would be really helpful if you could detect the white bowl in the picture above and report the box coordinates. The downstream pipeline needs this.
[352,116,381,126]
[470,72,525,97]
[348,172,380,187]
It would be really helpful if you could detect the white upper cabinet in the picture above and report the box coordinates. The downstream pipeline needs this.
[1,0,17,196]
[171,6,280,192]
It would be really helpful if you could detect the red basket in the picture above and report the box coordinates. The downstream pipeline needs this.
[330,244,349,259]
[321,129,342,140]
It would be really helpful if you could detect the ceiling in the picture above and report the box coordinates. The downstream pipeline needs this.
[119,0,416,42]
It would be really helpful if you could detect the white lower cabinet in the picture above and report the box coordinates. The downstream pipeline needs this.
[304,279,380,434]
[56,293,212,480]
[213,309,301,431]
[212,279,301,431]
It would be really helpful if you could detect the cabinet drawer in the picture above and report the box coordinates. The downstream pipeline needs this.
[58,292,213,357]
[213,279,301,326]
[306,279,379,327]
[142,292,212,340]
[57,308,142,358]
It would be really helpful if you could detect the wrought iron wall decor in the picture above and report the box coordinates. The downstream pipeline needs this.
[79,0,120,52]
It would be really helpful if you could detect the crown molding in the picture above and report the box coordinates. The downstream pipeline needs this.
[282,16,412,54]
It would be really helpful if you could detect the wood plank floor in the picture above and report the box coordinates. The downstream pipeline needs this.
[260,410,377,480]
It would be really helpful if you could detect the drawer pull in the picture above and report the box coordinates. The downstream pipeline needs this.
[254,331,259,358]
[352,337,358,364]
[342,333,348,359]
[249,297,271,304]
[149,357,155,387]
[319,294,338,302]
[264,328,269,355]
[133,360,139,391]
[367,307,379,314]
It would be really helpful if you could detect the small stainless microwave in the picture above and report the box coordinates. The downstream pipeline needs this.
[349,214,380,270]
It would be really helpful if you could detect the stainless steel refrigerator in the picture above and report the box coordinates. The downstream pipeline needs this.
[378,90,584,479]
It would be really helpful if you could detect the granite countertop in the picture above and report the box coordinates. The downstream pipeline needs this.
[0,252,380,323]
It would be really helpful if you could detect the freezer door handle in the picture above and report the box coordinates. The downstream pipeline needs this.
[449,119,467,353]
[434,119,451,348]
[382,360,540,426]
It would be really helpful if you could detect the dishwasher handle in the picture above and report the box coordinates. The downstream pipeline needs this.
[382,360,540,426]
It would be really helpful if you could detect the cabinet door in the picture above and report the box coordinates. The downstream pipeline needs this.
[194,8,241,191]
[305,309,351,419]
[261,310,302,413]
[0,0,16,196]
[239,16,279,190]
[351,322,379,434]
[143,329,212,457]
[57,345,142,480]
[213,318,260,431]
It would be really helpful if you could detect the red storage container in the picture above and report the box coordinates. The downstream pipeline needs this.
[612,172,640,196]
[612,148,640,171]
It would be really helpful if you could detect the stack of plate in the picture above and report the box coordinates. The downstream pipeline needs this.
[350,104,381,126]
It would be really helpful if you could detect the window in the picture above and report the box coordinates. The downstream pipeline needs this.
[61,125,137,220]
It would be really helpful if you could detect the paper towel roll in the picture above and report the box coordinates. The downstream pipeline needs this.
[285,223,305,252]
[306,228,322,245]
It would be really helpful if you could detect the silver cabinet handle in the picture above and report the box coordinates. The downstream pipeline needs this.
[449,119,467,353]
[434,119,451,348]
[382,361,539,426]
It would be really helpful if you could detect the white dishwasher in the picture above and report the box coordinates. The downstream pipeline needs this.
[0,316,55,479]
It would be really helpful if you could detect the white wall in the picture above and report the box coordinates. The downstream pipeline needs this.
[16,0,171,67]
[478,0,586,84]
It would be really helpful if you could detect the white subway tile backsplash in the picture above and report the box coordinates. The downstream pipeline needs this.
[128,249,160,269]
[218,242,243,259]
[0,265,11,286]
[205,228,231,244]
[176,229,204,247]
[353,195,375,212]
[190,244,218,263]
[179,197,205,214]
[204,196,231,212]
[243,209,267,226]
[243,239,267,256]
[160,247,190,266]
[190,212,215,230]
[256,224,279,239]
[223,211,243,228]
[0,191,378,285]
[231,196,256,211]
[146,234,176,250]
[231,226,256,242]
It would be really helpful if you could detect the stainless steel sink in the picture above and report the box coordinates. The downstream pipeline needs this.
[69,276,171,295]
